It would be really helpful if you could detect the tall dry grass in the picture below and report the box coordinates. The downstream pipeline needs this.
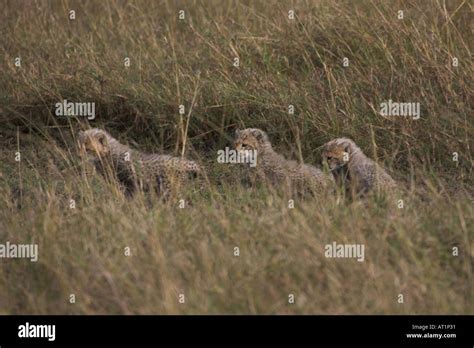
[0,0,472,314]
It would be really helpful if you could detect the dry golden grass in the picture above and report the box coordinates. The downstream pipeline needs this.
[0,0,472,314]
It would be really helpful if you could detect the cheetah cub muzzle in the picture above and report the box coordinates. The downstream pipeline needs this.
[234,128,334,196]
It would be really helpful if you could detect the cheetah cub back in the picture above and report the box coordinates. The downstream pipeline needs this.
[234,128,334,196]
[321,137,396,197]
[78,128,201,198]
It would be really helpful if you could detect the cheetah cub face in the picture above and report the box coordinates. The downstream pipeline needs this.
[234,128,270,158]
[78,128,110,158]
[322,138,353,172]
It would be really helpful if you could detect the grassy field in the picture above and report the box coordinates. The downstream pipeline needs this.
[0,0,472,314]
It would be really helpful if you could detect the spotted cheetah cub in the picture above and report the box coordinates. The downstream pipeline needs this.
[321,138,396,197]
[78,128,201,197]
[234,128,334,195]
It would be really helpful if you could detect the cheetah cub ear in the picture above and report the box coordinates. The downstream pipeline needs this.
[96,133,108,146]
[251,129,267,143]
[235,129,241,137]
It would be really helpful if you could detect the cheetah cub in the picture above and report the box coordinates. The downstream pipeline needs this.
[321,138,396,197]
[78,128,201,197]
[234,128,334,195]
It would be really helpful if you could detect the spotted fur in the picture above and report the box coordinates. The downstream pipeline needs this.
[78,128,201,197]
[234,128,334,195]
[321,137,396,196]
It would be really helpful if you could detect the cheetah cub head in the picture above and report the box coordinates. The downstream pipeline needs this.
[234,128,271,157]
[78,128,111,158]
[322,138,359,172]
